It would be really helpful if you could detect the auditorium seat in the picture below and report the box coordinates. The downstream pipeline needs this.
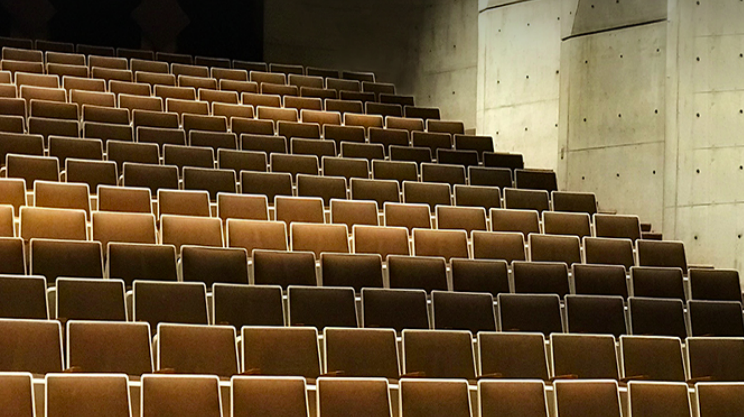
[217,148,267,174]
[512,261,570,297]
[687,337,744,381]
[241,326,320,378]
[109,141,160,171]
[543,211,591,238]
[302,108,341,126]
[450,258,509,295]
[402,330,476,379]
[340,142,385,162]
[133,111,179,131]
[400,379,470,417]
[290,222,349,257]
[628,381,692,417]
[106,243,178,286]
[218,194,269,221]
[160,215,224,250]
[226,219,288,253]
[45,373,131,417]
[0,134,43,169]
[324,124,365,147]
[0,372,34,417]
[572,264,629,298]
[435,205,487,236]
[323,156,369,181]
[157,189,211,218]
[552,191,598,215]
[49,137,104,166]
[628,297,687,339]
[431,291,496,333]
[383,202,430,231]
[6,154,60,187]
[157,323,238,377]
[404,106,440,121]
[180,246,248,286]
[412,131,452,157]
[352,178,401,207]
[479,380,548,417]
[477,332,549,380]
[689,268,742,301]
[402,181,451,210]
[330,199,379,230]
[97,185,152,213]
[361,288,429,332]
[386,116,424,133]
[34,180,91,217]
[421,162,466,186]
[133,281,208,329]
[21,207,87,241]
[55,278,126,321]
[280,121,321,140]
[270,153,319,179]
[504,188,550,212]
[241,133,286,155]
[275,196,324,225]
[529,234,582,265]
[320,252,383,290]
[140,374,221,417]
[288,286,357,329]
[498,293,563,335]
[565,294,626,337]
[388,255,447,292]
[554,380,621,417]
[83,121,133,143]
[0,318,63,374]
[453,185,502,211]
[515,169,558,193]
[380,94,415,107]
[110,80,151,97]
[352,225,410,259]
[241,171,293,203]
[0,275,47,319]
[81,105,129,125]
[471,232,525,263]
[327,78,360,92]
[231,376,308,417]
[212,284,284,328]
[468,166,512,188]
[688,300,744,337]
[630,266,686,300]
[595,213,642,241]
[620,335,686,382]
[163,144,214,174]
[412,228,469,262]
[369,126,409,151]
[490,208,540,236]
[637,240,688,272]
[252,249,317,287]
[317,377,392,417]
[296,174,346,206]
[183,167,237,201]
[372,160,418,183]
[583,237,635,270]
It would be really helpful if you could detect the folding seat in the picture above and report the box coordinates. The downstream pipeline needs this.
[157,323,238,377]
[637,240,688,272]
[1,60,44,77]
[291,138,336,160]
[454,134,494,159]
[420,162,466,186]
[0,372,34,417]
[383,202,431,231]
[0,115,23,133]
[257,106,300,126]
[34,180,91,217]
[372,160,417,184]
[212,103,254,125]
[688,300,744,336]
[0,178,25,215]
[179,75,217,91]
[30,239,103,282]
[583,237,635,270]
[170,63,208,78]
[91,67,133,83]
[515,169,558,192]
[269,63,304,76]
[81,105,129,125]
[136,126,186,150]
[241,326,320,378]
[690,268,742,301]
[529,234,582,265]
[183,167,236,201]
[56,277,126,321]
[0,97,26,120]
[380,94,415,107]
[0,38,33,49]
[213,284,284,328]
[303,67,337,78]
[218,148,266,174]
[388,255,448,292]
[543,211,591,238]
[490,210,539,239]
[240,171,293,203]
[279,121,321,140]
[154,51,192,65]
[141,374,221,417]
[627,382,692,417]
[122,163,179,194]
[631,266,685,300]
[119,93,162,112]
[2,47,42,62]
[628,297,687,339]
[163,144,215,174]
[512,260,570,297]
[0,133,44,166]
[353,225,410,259]
[301,86,338,100]
[453,185,502,212]
[412,131,452,157]
[344,113,384,134]
[166,98,209,121]
[319,252,382,291]
[361,288,428,332]
[250,70,286,85]
[288,74,323,89]
[498,293,563,334]
[0,275,47,318]
[403,181,451,210]
[426,120,464,136]
[66,159,116,192]
[83,121,133,144]
[92,211,157,250]
[184,118,230,139]
[218,194,268,221]
[504,187,550,212]
[572,263,629,298]
[363,80,395,96]
[478,332,549,380]
[131,58,169,74]
[261,83,298,98]
[45,373,132,417]
[288,286,357,329]
[155,85,196,102]
[219,79,259,95]
[450,258,509,295]
[324,124,365,146]
[317,378,392,417]
[551,191,598,215]
[327,78,360,92]
[285,96,323,114]
[384,115,422,132]
[435,205,487,236]
[212,67,247,82]
[133,281,208,329]
[252,249,317,287]
[390,145,433,166]
[554,381,621,417]
[402,330,476,379]
[226,219,287,255]
[565,294,626,336]
[241,133,287,154]
[16,73,59,91]
[431,291,496,333]
[595,213,642,241]
[131,111,177,131]
[412,228,469,262]
[160,215,223,250]
[97,185,151,214]
[28,117,79,144]
[37,39,75,52]
[290,222,349,258]
[231,376,309,417]
[0,318,62,374]
[437,149,479,171]
[20,206,86,241]
[620,336,686,382]
[116,47,154,60]
[107,242,178,286]
[551,333,619,379]
[352,178,401,207]
[326,99,364,115]
[270,153,319,180]
[330,199,378,230]
[6,154,59,188]
[275,196,324,225]
[63,76,106,93]
[88,55,128,70]
[198,89,238,109]
[688,337,744,381]
[30,100,78,121]
[296,174,346,206]
[0,205,12,237]
[158,189,210,218]
[323,156,369,180]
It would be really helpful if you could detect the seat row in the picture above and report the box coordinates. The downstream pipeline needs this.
[3,315,744,382]
[4,372,733,417]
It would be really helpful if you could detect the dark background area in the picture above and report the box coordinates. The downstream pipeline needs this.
[0,0,263,61]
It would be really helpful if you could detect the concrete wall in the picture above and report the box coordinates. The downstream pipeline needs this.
[476,0,562,170]
[263,0,478,128]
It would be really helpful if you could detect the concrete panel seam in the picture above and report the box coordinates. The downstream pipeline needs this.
[479,0,537,14]
[562,18,668,41]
